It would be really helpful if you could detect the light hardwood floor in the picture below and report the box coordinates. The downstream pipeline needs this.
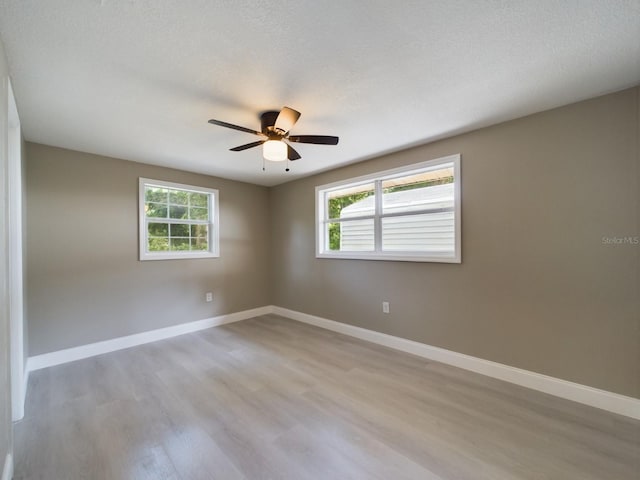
[14,315,640,479]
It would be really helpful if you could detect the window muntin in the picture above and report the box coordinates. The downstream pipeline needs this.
[316,154,461,263]
[139,178,219,260]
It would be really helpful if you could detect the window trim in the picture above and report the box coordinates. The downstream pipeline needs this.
[315,154,461,263]
[139,178,220,261]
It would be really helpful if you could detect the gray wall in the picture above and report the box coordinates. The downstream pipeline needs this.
[0,33,13,474]
[270,88,640,399]
[26,143,270,355]
[24,88,640,400]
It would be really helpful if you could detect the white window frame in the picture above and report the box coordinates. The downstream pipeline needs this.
[315,154,461,263]
[139,178,219,261]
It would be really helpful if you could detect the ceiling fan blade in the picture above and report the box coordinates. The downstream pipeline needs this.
[230,140,265,152]
[288,135,339,145]
[208,119,263,136]
[274,107,301,133]
[287,144,302,161]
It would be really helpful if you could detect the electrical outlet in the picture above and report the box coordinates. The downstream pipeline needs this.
[205,292,213,302]
[382,301,390,314]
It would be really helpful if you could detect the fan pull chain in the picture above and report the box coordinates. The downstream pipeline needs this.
[285,158,290,172]
[262,156,266,172]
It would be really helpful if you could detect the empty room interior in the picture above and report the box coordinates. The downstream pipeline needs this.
[0,2,639,479]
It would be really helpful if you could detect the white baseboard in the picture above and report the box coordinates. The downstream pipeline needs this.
[271,306,640,420]
[27,306,272,372]
[2,453,12,480]
[24,304,640,420]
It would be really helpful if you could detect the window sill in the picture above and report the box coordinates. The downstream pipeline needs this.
[140,252,219,261]
[315,252,461,263]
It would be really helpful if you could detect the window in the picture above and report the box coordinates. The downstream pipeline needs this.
[139,178,219,260]
[316,154,461,263]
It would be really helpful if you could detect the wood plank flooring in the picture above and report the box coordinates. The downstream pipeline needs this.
[14,314,640,479]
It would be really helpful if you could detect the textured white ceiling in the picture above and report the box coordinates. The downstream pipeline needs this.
[0,1,638,186]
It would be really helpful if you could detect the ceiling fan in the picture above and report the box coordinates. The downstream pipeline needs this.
[208,107,339,165]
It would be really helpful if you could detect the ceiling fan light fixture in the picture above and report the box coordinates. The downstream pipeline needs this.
[208,106,339,166]
[263,139,287,162]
